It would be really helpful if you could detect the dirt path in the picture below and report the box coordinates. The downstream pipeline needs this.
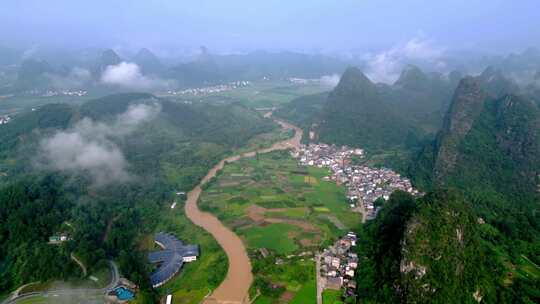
[70,253,87,276]
[185,114,302,304]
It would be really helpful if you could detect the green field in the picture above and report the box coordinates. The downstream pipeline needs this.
[322,289,343,304]
[200,151,361,252]
[199,150,361,303]
[0,95,94,115]
[241,223,299,254]
[289,279,317,304]
[163,80,327,108]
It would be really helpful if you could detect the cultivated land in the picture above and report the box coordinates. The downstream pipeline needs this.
[164,80,327,108]
[184,116,303,304]
[141,121,296,304]
[198,148,361,303]
[199,152,361,251]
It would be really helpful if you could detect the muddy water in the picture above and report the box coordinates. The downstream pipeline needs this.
[185,116,302,304]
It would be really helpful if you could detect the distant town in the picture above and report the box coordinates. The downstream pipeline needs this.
[17,89,88,97]
[293,143,420,220]
[162,80,250,96]
[42,89,88,97]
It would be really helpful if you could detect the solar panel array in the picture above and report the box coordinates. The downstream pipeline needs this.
[148,232,199,288]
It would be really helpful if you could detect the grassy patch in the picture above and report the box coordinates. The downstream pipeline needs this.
[241,223,299,254]
[266,207,308,219]
[322,289,343,304]
[289,279,317,304]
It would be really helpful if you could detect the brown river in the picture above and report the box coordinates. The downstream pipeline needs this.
[184,116,303,304]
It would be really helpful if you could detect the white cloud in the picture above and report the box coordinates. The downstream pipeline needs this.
[320,74,340,88]
[100,61,174,90]
[21,46,39,60]
[363,38,446,84]
[40,132,129,186]
[38,103,161,187]
[402,38,444,60]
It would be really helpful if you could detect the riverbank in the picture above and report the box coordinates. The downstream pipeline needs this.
[184,115,302,304]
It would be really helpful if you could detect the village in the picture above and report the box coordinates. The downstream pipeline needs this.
[42,89,88,97]
[163,80,250,96]
[318,232,359,301]
[292,143,420,220]
[16,89,88,97]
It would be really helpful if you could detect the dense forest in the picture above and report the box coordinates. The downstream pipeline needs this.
[352,71,539,303]
[355,190,539,303]
[275,66,458,153]
[0,93,276,299]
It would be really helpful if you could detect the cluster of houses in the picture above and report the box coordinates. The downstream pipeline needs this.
[163,80,250,96]
[288,77,318,85]
[292,143,420,219]
[320,232,358,298]
[0,115,11,124]
[18,89,87,97]
[42,89,88,97]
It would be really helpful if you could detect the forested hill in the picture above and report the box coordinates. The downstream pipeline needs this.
[396,72,540,303]
[0,93,275,296]
[275,65,458,152]
[411,74,540,199]
[317,67,411,150]
[355,190,538,303]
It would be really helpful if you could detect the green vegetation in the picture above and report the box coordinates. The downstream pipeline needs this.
[273,92,328,140]
[251,256,316,304]
[199,150,361,303]
[199,150,361,250]
[0,92,276,302]
[289,279,317,304]
[322,289,343,304]
[241,223,299,254]
[164,79,328,109]
[408,78,539,303]
[275,66,456,153]
[355,190,540,303]
[152,209,227,304]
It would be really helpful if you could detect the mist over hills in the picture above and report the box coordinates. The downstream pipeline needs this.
[1,1,540,303]
[0,29,539,304]
[3,45,540,96]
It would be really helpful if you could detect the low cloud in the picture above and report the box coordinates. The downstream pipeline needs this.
[320,74,340,88]
[363,37,446,84]
[46,67,92,89]
[37,103,161,186]
[21,46,39,60]
[100,62,174,90]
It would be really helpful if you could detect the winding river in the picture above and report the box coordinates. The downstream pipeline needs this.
[184,115,302,304]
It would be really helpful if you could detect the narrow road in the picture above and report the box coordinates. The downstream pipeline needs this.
[185,114,302,304]
[70,252,88,276]
[3,261,119,304]
[316,253,323,304]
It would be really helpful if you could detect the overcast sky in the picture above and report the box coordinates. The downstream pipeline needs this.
[2,0,539,54]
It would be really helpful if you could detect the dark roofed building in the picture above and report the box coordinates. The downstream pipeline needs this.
[148,232,199,288]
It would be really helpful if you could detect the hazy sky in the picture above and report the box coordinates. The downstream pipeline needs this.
[2,0,539,54]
